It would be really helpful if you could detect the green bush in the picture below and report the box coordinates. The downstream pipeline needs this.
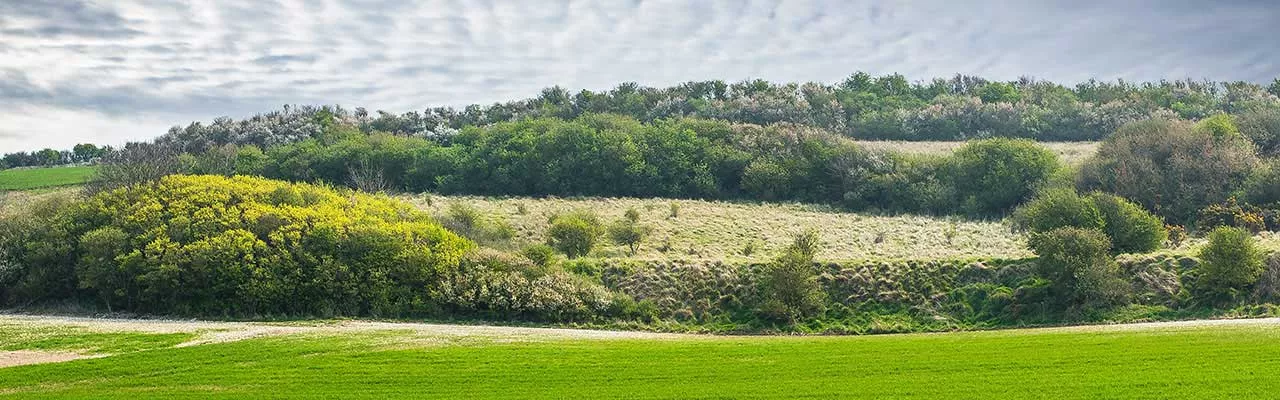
[1197,226,1265,298]
[0,175,473,317]
[946,138,1061,216]
[1238,108,1280,156]
[1089,192,1167,254]
[1014,189,1104,233]
[607,219,651,255]
[1028,227,1128,308]
[756,231,827,323]
[520,244,557,267]
[546,211,604,258]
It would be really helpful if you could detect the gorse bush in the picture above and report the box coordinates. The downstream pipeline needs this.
[0,175,473,317]
[1196,226,1265,299]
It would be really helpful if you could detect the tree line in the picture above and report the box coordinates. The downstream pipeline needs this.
[1,144,108,170]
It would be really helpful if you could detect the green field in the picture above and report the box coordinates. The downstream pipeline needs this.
[1,316,1278,398]
[0,166,96,190]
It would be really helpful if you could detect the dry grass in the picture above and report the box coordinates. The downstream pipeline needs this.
[405,195,1030,262]
[855,140,1100,165]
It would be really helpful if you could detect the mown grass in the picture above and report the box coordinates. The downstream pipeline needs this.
[408,195,1031,262]
[855,140,1100,166]
[0,166,96,191]
[1,323,1278,398]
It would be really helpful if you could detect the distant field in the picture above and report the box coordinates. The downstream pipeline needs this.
[2,315,1279,398]
[409,195,1030,261]
[856,140,1101,165]
[0,166,96,190]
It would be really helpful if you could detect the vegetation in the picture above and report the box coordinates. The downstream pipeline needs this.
[0,166,97,190]
[4,319,1280,398]
[1079,118,1260,223]
[1197,227,1266,299]
[1015,190,1167,254]
[1028,227,1128,309]
[0,175,472,317]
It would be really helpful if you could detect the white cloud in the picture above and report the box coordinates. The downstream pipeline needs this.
[1,0,1278,151]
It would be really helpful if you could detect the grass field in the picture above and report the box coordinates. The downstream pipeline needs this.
[855,140,1100,165]
[0,166,96,191]
[407,195,1031,261]
[1,315,1278,398]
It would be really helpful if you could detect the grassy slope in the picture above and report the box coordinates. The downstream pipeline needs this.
[855,140,1101,166]
[2,322,1278,398]
[0,166,96,191]
[407,195,1031,262]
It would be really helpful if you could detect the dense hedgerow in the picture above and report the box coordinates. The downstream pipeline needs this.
[0,175,473,317]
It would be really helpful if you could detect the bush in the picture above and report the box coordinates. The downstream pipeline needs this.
[546,211,604,258]
[1089,192,1167,254]
[520,244,557,267]
[1028,227,1128,308]
[1080,118,1259,223]
[1197,226,1265,298]
[0,175,473,317]
[946,138,1061,216]
[1238,108,1280,156]
[1014,189,1104,233]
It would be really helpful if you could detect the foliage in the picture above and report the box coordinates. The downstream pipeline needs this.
[546,211,604,258]
[1079,118,1260,223]
[1089,192,1168,254]
[946,138,1061,216]
[1014,189,1104,233]
[0,175,473,317]
[1196,226,1265,298]
[756,230,827,323]
[1237,108,1280,156]
[1196,198,1267,234]
[608,219,651,255]
[1028,227,1128,308]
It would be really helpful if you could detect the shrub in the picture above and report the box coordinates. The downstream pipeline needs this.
[946,138,1061,216]
[1197,226,1265,298]
[1013,189,1104,234]
[546,211,604,258]
[1028,227,1128,308]
[1079,118,1259,223]
[1244,160,1280,206]
[624,207,641,223]
[1089,192,1167,254]
[0,175,472,317]
[1238,108,1280,156]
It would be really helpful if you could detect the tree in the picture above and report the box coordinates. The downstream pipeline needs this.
[1028,227,1128,308]
[1197,226,1265,299]
[72,143,101,162]
[608,219,651,255]
[977,82,1021,103]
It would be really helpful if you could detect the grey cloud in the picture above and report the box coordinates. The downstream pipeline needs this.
[1,0,1279,151]
[0,0,141,39]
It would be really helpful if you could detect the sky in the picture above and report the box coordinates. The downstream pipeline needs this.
[2,0,1279,151]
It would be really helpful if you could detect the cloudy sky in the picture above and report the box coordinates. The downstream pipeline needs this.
[2,0,1279,151]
